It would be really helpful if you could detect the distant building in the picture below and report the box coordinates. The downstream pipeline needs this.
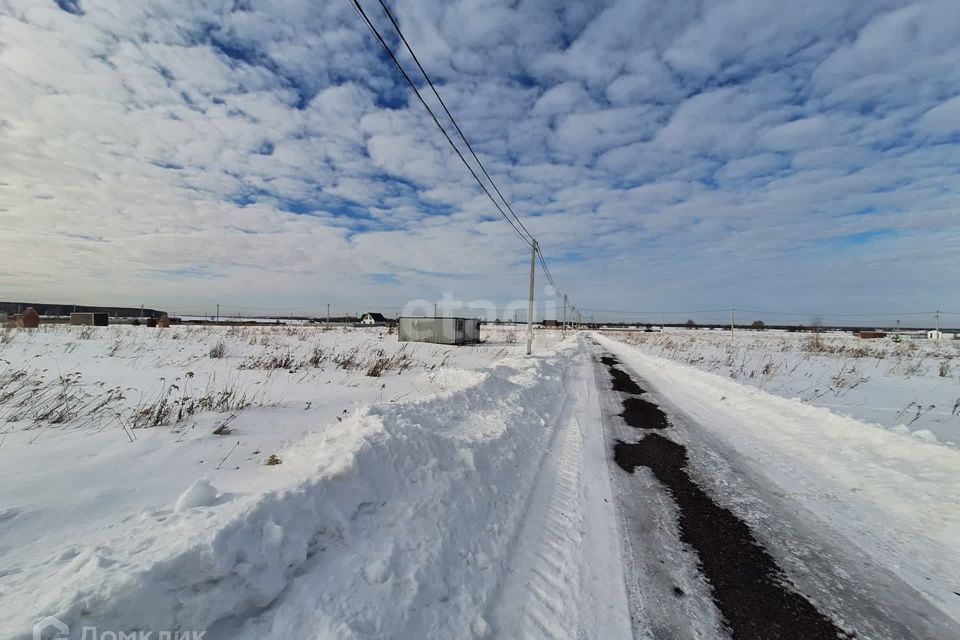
[360,312,389,326]
[0,301,166,319]
[927,330,957,340]
[70,312,109,327]
[856,330,887,339]
[542,319,559,327]
[398,317,481,345]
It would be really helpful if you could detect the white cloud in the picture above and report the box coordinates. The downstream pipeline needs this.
[0,0,957,317]
[916,94,960,137]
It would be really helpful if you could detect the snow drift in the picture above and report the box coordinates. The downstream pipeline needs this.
[3,347,576,639]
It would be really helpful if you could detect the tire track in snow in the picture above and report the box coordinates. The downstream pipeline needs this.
[600,353,849,640]
[488,359,586,640]
[490,346,632,640]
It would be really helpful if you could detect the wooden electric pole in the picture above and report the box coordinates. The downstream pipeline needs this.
[526,240,537,355]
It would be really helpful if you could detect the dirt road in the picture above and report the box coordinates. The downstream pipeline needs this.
[593,345,959,639]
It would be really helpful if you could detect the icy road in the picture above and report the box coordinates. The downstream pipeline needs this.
[5,328,960,639]
[591,334,960,640]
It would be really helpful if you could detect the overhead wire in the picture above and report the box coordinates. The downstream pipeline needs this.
[374,0,535,243]
[349,0,533,247]
[351,0,583,317]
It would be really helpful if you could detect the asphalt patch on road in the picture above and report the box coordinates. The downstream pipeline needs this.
[600,355,646,395]
[609,366,646,395]
[619,396,669,429]
[615,436,845,639]
[604,352,847,639]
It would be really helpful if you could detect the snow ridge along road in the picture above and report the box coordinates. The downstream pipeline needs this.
[596,333,960,639]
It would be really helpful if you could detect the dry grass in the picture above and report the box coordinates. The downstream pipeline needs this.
[208,342,227,358]
[606,329,955,393]
[0,324,505,440]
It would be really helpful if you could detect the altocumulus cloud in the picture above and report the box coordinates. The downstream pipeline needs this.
[0,0,958,315]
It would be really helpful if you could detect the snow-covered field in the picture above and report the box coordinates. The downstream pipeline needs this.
[5,323,960,638]
[0,324,580,639]
[599,328,960,445]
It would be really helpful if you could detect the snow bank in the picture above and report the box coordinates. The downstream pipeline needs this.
[600,328,960,443]
[2,345,578,639]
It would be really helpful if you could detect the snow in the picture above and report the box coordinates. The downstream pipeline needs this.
[596,332,960,630]
[5,322,957,638]
[0,325,630,639]
[174,478,219,512]
[601,328,960,444]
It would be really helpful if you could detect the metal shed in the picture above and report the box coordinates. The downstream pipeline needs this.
[398,317,481,345]
[70,312,109,327]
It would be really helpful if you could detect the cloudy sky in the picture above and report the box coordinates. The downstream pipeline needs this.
[1,0,958,322]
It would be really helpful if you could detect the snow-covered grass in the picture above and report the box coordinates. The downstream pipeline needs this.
[0,324,570,639]
[0,324,525,441]
[600,328,960,445]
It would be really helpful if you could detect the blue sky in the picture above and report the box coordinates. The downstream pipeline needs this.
[1,0,959,322]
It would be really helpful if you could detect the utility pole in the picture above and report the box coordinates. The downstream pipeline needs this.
[216,304,219,324]
[434,303,438,318]
[563,294,568,335]
[730,308,735,336]
[936,310,940,341]
[327,303,330,327]
[526,240,537,355]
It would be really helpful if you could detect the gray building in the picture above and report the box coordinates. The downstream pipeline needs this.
[398,317,481,345]
[71,312,109,327]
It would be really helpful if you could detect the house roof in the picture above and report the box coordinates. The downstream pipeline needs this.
[363,312,388,321]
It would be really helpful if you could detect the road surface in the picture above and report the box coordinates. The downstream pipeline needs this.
[589,337,960,639]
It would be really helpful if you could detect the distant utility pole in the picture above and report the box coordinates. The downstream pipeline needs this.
[563,294,568,334]
[434,303,438,318]
[730,308,735,336]
[327,303,330,327]
[936,310,940,340]
[526,240,537,355]
[140,304,144,320]
[216,304,220,324]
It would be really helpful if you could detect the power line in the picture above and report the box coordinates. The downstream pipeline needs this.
[351,0,577,322]
[349,0,532,246]
[374,0,534,243]
[536,245,558,291]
